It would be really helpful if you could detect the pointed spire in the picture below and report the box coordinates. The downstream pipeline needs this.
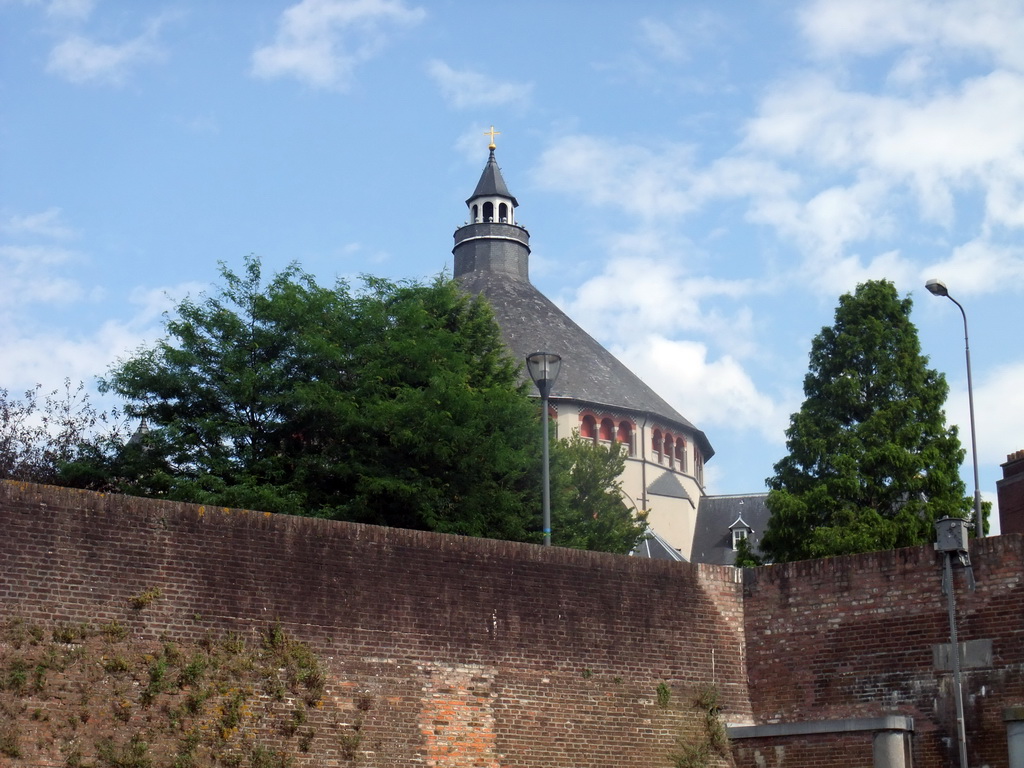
[453,139,530,281]
[468,147,518,208]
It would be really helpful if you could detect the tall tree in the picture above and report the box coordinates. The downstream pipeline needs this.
[86,257,543,540]
[72,256,644,553]
[760,280,972,563]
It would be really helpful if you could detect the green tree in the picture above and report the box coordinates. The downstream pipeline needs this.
[71,256,643,553]
[82,257,544,541]
[551,434,648,554]
[760,280,972,563]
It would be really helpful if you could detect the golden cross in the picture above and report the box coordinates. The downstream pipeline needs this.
[484,125,500,150]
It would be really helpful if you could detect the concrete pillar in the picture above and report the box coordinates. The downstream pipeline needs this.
[873,730,907,768]
[1006,707,1024,768]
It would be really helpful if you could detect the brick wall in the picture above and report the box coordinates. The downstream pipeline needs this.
[0,481,747,767]
[4,480,1024,768]
[740,537,1024,768]
[999,450,1024,535]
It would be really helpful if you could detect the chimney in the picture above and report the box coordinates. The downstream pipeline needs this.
[997,450,1024,535]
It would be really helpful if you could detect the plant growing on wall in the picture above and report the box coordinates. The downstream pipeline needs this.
[0,616,329,767]
[669,686,730,768]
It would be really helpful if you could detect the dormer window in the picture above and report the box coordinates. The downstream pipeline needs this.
[729,515,753,551]
[732,528,748,550]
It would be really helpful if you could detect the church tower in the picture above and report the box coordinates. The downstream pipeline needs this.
[455,136,716,559]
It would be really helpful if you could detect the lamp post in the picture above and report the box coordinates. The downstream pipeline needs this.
[925,279,982,528]
[526,352,562,546]
[927,279,980,768]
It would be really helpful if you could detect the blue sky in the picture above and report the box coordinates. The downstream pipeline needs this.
[3,0,1022,532]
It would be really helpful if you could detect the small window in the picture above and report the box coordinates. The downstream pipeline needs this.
[732,528,748,550]
[616,421,633,456]
[652,429,663,461]
[580,414,597,441]
[664,432,674,469]
[599,418,614,441]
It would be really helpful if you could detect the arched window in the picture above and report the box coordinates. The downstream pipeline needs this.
[652,429,662,461]
[616,421,633,456]
[483,201,494,222]
[664,432,675,469]
[580,414,597,441]
[676,438,686,473]
[472,204,479,223]
[695,448,704,486]
[599,418,614,442]
[499,202,509,222]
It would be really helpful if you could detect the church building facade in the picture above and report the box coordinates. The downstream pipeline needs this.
[453,143,734,560]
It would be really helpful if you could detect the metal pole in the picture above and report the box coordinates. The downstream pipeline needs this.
[946,551,969,768]
[949,295,983,529]
[541,392,551,546]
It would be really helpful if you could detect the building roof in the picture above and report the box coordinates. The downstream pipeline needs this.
[631,526,688,562]
[646,470,693,501]
[468,147,518,207]
[454,146,714,458]
[690,493,770,565]
[459,270,714,458]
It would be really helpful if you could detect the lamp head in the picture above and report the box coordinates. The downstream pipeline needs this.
[526,352,562,398]
[925,278,949,297]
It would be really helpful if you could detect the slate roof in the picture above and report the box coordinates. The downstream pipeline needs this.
[689,493,770,565]
[455,147,713,459]
[631,527,687,562]
[469,148,518,206]
[646,471,693,501]
[459,269,714,459]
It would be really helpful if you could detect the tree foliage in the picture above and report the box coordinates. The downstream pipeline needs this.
[760,280,972,563]
[551,434,648,554]
[0,380,128,485]
[59,256,642,553]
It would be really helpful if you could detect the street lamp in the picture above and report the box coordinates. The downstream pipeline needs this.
[925,279,983,529]
[526,352,562,546]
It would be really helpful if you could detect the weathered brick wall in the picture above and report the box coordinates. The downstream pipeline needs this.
[740,536,1024,768]
[733,732,874,768]
[0,480,748,767]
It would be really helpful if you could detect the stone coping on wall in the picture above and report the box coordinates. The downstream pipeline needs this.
[1005,706,1024,723]
[727,716,914,739]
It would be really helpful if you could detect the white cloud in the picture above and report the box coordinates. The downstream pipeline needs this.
[46,20,164,85]
[251,0,425,90]
[0,281,201,394]
[46,0,94,20]
[613,335,788,444]
[560,252,759,355]
[637,17,689,63]
[1,208,76,239]
[923,238,1024,295]
[799,0,1024,72]
[427,60,531,110]
[946,361,1024,468]
[534,136,699,220]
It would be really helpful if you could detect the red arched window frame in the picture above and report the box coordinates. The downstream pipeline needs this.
[599,418,614,442]
[676,437,687,472]
[616,421,633,456]
[652,429,663,461]
[580,414,597,441]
